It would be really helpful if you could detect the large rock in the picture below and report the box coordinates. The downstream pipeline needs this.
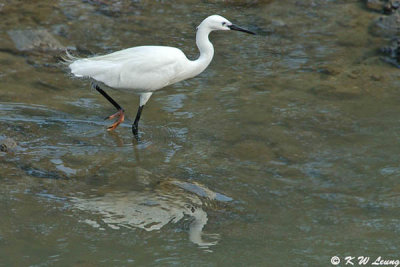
[370,9,400,36]
[7,29,65,51]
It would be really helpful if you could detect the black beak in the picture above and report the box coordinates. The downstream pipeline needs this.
[228,24,256,35]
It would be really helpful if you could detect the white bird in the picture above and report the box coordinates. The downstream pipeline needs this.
[66,15,255,138]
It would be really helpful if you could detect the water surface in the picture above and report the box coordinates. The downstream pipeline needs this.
[1,0,400,266]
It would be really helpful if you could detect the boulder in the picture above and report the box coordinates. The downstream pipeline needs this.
[7,29,65,52]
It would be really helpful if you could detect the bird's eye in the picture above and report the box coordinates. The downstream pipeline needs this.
[222,22,226,26]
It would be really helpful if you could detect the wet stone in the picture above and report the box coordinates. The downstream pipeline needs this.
[366,0,400,13]
[270,19,286,27]
[0,138,17,153]
[318,66,340,76]
[381,38,400,67]
[0,144,7,152]
[7,29,65,52]
[371,74,384,81]
[383,0,400,14]
[309,84,361,100]
[370,10,400,37]
[366,0,386,12]
[348,70,359,79]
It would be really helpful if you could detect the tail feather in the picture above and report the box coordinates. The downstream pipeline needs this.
[64,50,121,87]
[60,50,80,64]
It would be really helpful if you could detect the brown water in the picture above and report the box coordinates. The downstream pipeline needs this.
[2,0,400,266]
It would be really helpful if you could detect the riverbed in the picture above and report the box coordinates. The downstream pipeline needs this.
[1,0,400,265]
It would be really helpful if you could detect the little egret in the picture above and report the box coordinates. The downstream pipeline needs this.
[66,15,255,138]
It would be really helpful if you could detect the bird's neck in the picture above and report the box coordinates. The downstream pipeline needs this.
[192,26,214,75]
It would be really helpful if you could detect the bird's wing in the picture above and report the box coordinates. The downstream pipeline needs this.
[69,46,188,91]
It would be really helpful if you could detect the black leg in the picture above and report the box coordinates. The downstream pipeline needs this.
[132,105,144,138]
[93,83,125,131]
[94,84,123,111]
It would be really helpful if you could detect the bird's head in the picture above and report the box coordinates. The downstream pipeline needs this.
[198,15,255,35]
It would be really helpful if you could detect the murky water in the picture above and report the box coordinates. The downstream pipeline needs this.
[2,0,400,265]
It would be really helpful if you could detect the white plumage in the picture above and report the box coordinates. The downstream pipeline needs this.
[70,46,192,92]
[66,15,255,137]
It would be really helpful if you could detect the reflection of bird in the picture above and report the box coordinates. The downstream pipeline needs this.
[66,15,255,138]
[71,179,232,248]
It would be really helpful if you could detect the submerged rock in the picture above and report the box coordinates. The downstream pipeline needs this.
[309,84,361,100]
[366,0,400,67]
[7,29,65,52]
[366,0,386,12]
[383,0,400,14]
[366,0,400,13]
[370,9,400,37]
[381,38,400,67]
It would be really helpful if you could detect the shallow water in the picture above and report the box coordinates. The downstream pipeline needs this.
[2,0,400,266]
